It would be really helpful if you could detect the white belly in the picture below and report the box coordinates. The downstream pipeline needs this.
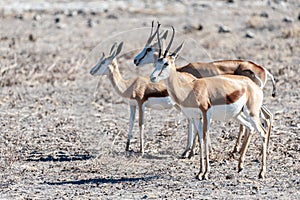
[181,94,246,121]
[144,97,175,109]
[128,97,175,110]
[209,94,246,121]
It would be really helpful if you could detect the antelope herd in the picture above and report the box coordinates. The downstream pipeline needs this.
[90,21,275,180]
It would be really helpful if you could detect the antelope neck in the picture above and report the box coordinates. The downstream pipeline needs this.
[107,59,131,98]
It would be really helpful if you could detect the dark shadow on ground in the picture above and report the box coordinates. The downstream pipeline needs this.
[46,175,160,185]
[26,154,93,162]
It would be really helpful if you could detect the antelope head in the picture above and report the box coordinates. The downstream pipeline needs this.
[90,42,123,76]
[150,25,184,83]
[134,21,169,66]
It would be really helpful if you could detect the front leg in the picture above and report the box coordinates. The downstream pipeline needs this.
[193,118,204,180]
[126,105,136,152]
[202,113,211,180]
[138,103,145,156]
[181,119,194,158]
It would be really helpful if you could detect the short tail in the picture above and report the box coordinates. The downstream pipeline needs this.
[265,69,276,97]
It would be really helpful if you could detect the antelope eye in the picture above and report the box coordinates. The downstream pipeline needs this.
[163,63,168,68]
[146,48,152,52]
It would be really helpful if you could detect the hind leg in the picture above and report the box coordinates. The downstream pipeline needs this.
[244,110,268,179]
[261,105,273,151]
[232,124,245,154]
[235,114,254,172]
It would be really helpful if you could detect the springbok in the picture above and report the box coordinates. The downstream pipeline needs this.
[150,25,268,180]
[134,22,274,156]
[90,42,196,156]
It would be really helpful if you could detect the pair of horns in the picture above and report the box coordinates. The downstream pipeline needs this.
[156,23,175,58]
[106,41,123,59]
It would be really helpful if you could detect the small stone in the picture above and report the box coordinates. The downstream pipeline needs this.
[106,14,118,19]
[218,25,231,33]
[225,174,234,179]
[77,9,86,16]
[183,22,203,33]
[29,34,36,42]
[56,23,66,29]
[283,16,293,23]
[90,11,97,15]
[65,10,78,17]
[87,19,94,27]
[33,14,41,21]
[15,14,23,20]
[54,16,60,23]
[245,31,255,38]
[197,24,203,31]
[260,11,269,18]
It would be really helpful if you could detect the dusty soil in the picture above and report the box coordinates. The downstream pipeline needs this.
[0,0,299,199]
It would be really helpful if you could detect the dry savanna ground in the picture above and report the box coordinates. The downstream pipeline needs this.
[0,0,299,199]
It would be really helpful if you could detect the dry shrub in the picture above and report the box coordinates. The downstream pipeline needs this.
[246,16,265,29]
[282,25,300,38]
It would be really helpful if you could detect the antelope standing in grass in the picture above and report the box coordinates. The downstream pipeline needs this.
[150,25,268,180]
[134,22,275,157]
[90,42,196,156]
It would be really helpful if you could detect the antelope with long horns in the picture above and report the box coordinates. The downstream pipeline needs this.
[90,42,196,156]
[150,25,268,180]
[134,21,274,156]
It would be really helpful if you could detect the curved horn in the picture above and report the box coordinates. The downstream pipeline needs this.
[109,42,117,55]
[164,26,175,58]
[146,21,155,44]
[156,22,162,58]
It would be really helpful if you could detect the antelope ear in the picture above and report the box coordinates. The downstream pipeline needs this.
[114,42,123,57]
[160,30,168,40]
[170,42,184,59]
[109,42,117,55]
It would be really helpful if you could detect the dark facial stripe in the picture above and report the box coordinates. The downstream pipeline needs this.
[136,49,149,65]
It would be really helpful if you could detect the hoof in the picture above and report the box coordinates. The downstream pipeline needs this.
[202,173,209,180]
[181,151,189,159]
[196,173,203,180]
[238,167,243,173]
[229,152,235,159]
[188,152,195,159]
[259,172,265,179]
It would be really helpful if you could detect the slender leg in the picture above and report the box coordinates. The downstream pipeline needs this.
[189,125,198,159]
[126,105,136,152]
[249,115,268,179]
[235,114,254,172]
[238,111,268,178]
[138,103,145,156]
[261,104,273,150]
[259,134,268,179]
[193,118,204,180]
[203,113,210,180]
[182,119,194,158]
[233,124,245,154]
